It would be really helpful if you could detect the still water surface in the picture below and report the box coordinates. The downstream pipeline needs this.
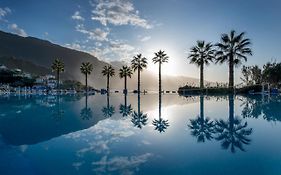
[0,94,281,175]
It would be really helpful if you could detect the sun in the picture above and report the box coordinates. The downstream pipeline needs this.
[143,43,180,76]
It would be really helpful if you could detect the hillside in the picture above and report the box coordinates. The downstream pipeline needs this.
[0,30,200,90]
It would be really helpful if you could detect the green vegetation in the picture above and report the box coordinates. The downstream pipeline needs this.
[51,58,64,90]
[188,41,215,89]
[152,50,169,94]
[80,62,93,92]
[131,54,148,93]
[101,65,115,93]
[119,65,133,94]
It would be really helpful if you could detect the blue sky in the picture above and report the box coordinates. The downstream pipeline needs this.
[0,0,281,83]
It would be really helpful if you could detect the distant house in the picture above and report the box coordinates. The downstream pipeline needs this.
[35,75,57,89]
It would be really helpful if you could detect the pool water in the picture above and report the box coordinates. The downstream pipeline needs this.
[0,94,281,175]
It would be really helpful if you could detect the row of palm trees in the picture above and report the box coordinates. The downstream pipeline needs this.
[51,50,168,93]
[52,30,252,92]
[188,30,252,89]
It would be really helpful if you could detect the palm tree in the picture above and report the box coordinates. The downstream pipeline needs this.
[215,94,253,153]
[131,91,148,129]
[119,93,132,117]
[131,54,148,93]
[51,58,64,90]
[216,30,252,90]
[101,65,115,94]
[119,65,133,94]
[80,62,93,93]
[152,93,169,133]
[152,50,169,94]
[188,41,215,89]
[80,94,93,120]
[102,94,115,118]
[188,95,215,142]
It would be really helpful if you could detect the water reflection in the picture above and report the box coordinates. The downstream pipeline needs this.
[215,94,252,153]
[119,93,132,117]
[131,92,148,129]
[152,93,169,133]
[102,94,115,118]
[51,95,65,121]
[188,95,215,142]
[80,94,93,120]
[241,95,281,122]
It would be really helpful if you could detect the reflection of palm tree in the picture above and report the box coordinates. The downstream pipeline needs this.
[215,95,252,153]
[119,94,132,117]
[51,58,64,90]
[102,94,115,118]
[131,54,148,93]
[52,95,64,121]
[188,95,215,142]
[131,92,148,128]
[188,41,215,89]
[153,93,169,133]
[80,94,93,120]
[101,65,115,94]
[216,30,252,90]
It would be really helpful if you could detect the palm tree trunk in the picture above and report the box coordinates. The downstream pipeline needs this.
[159,62,162,119]
[229,94,234,130]
[85,73,88,93]
[200,63,204,89]
[138,91,140,115]
[124,76,127,94]
[200,95,204,121]
[229,55,234,90]
[85,93,88,109]
[138,68,140,93]
[57,71,60,90]
[107,74,109,94]
[125,93,127,108]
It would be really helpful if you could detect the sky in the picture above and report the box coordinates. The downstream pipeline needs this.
[0,0,281,83]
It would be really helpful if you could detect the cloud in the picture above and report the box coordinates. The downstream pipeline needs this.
[140,36,151,42]
[72,11,85,21]
[92,153,153,174]
[8,23,27,37]
[76,24,109,41]
[0,7,11,21]
[65,43,82,50]
[91,0,152,29]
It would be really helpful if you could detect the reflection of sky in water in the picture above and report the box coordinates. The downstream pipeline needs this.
[0,94,281,174]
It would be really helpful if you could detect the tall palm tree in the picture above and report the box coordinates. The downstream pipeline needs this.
[102,94,115,118]
[131,91,148,129]
[101,65,115,94]
[80,94,93,120]
[80,62,93,93]
[152,93,169,133]
[119,65,133,94]
[119,93,132,117]
[131,54,148,93]
[215,94,253,153]
[51,58,64,90]
[216,30,252,90]
[188,41,215,89]
[152,50,169,94]
[188,95,215,142]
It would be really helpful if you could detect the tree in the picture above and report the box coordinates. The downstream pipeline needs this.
[51,58,64,90]
[131,54,148,93]
[216,30,252,90]
[119,93,132,117]
[152,50,169,94]
[240,66,253,85]
[188,41,215,88]
[131,89,148,129]
[119,65,133,94]
[101,65,115,94]
[80,62,93,93]
[188,95,215,142]
[152,93,169,133]
[80,94,93,120]
[102,94,115,118]
[215,95,253,153]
